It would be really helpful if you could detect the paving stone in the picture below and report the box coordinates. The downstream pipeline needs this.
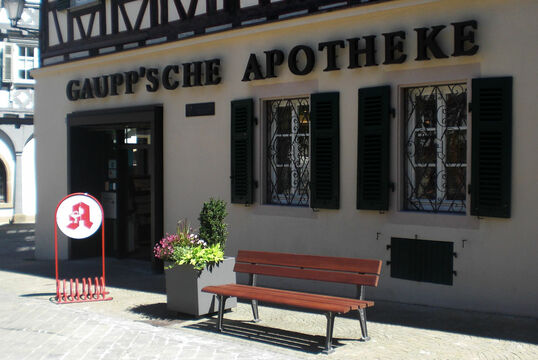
[0,224,537,359]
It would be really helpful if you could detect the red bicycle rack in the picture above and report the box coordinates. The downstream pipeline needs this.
[53,193,112,304]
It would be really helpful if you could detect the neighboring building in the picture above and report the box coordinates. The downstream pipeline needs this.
[0,0,39,223]
[34,0,537,317]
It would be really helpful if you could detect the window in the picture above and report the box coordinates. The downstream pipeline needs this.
[0,161,6,203]
[265,97,310,206]
[403,83,467,213]
[17,46,36,80]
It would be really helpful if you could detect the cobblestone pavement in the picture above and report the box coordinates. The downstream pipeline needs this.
[1,224,537,359]
[0,290,291,360]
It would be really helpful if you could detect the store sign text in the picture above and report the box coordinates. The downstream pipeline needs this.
[66,59,221,101]
[66,20,478,101]
[242,20,478,81]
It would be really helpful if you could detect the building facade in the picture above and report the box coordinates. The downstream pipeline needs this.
[34,0,537,317]
[0,0,38,223]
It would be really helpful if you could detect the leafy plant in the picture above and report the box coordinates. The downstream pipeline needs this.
[198,198,228,248]
[154,198,228,271]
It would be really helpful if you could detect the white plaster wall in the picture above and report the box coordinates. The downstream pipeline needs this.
[34,0,538,316]
[0,138,15,218]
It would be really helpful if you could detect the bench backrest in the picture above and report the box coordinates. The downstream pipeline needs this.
[235,250,382,287]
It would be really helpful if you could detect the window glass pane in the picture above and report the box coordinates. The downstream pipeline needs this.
[416,95,437,128]
[415,167,436,200]
[276,137,291,164]
[276,167,291,195]
[414,131,436,164]
[446,167,466,201]
[0,161,6,202]
[298,104,309,134]
[276,104,291,135]
[124,128,151,144]
[445,92,467,127]
[28,47,35,57]
[446,130,466,164]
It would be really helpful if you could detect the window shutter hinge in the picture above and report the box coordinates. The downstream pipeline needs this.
[390,108,396,118]
[468,102,472,113]
[453,271,458,277]
[389,182,395,192]
[254,180,259,188]
[386,261,392,266]
[467,184,472,195]
[453,252,458,258]
[386,244,391,250]
[253,117,258,125]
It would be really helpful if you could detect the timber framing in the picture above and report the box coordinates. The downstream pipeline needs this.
[40,0,391,66]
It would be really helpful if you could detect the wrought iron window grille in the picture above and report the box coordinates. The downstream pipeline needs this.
[403,83,467,213]
[265,97,310,206]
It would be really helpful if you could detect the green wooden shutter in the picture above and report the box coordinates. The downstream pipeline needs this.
[310,92,339,209]
[231,99,254,204]
[57,0,70,11]
[357,86,391,210]
[471,77,512,218]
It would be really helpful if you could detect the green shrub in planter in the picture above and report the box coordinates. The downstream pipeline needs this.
[198,198,228,248]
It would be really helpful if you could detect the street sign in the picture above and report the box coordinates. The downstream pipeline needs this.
[56,193,103,239]
[53,193,112,303]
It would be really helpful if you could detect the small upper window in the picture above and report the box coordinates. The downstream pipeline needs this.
[16,46,36,80]
[403,83,467,213]
[265,97,310,206]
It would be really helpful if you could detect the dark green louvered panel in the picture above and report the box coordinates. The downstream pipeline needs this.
[310,92,339,209]
[231,99,254,204]
[357,86,390,210]
[56,0,70,11]
[471,77,512,218]
[390,238,454,285]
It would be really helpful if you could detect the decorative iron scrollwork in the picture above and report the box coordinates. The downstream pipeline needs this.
[403,83,467,213]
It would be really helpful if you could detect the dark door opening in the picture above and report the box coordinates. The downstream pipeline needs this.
[67,106,163,269]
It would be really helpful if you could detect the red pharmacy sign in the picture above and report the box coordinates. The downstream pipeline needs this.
[54,193,112,303]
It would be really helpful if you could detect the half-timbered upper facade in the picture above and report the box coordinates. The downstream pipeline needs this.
[41,0,388,65]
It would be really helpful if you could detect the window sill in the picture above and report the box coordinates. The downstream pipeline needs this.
[387,210,479,229]
[250,204,319,219]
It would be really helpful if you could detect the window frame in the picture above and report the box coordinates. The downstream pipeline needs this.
[14,45,38,84]
[402,81,469,214]
[262,95,311,207]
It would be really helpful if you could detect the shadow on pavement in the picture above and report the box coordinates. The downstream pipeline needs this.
[0,223,165,295]
[188,318,339,355]
[2,223,537,345]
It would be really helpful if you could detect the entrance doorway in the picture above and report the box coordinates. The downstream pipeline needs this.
[67,106,163,268]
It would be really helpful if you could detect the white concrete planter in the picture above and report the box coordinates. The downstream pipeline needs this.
[164,257,236,316]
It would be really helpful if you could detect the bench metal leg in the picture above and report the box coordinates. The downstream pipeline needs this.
[217,295,228,332]
[251,300,261,323]
[322,312,336,354]
[358,308,370,341]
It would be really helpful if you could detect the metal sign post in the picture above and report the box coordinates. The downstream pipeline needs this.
[54,192,112,303]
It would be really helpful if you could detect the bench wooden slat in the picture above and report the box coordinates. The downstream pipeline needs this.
[203,284,374,309]
[234,263,379,286]
[237,250,382,274]
[203,284,355,313]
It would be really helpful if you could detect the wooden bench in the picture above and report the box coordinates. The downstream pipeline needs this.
[202,250,382,354]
